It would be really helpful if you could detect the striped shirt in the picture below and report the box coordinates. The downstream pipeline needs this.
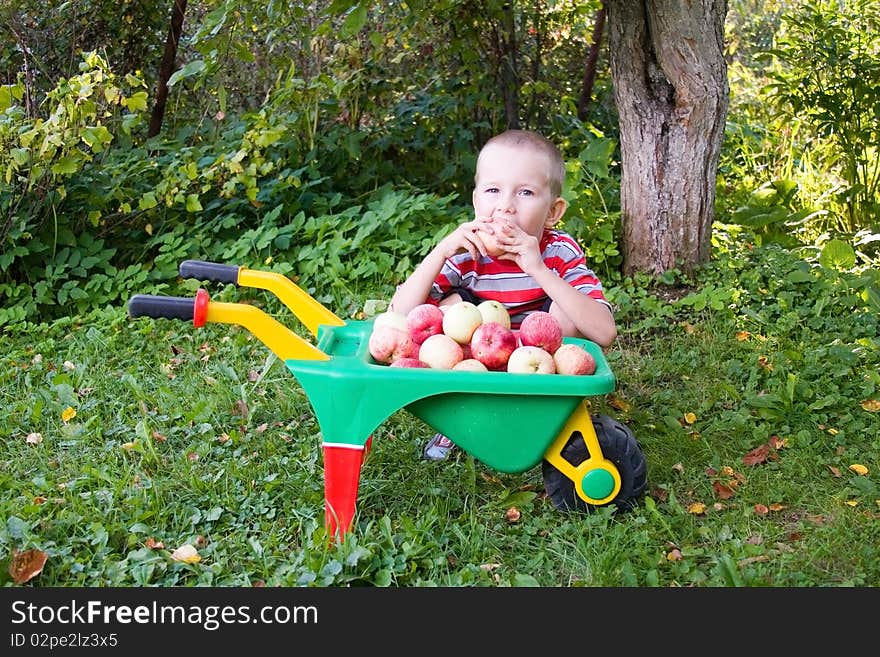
[427,229,611,328]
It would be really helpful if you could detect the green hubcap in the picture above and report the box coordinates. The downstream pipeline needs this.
[581,468,615,501]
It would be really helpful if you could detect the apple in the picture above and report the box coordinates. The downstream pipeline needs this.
[406,303,444,345]
[372,309,408,334]
[477,299,511,329]
[452,358,489,372]
[470,321,518,370]
[390,357,430,368]
[476,227,505,257]
[519,311,563,354]
[507,345,556,374]
[442,301,483,344]
[369,325,419,365]
[553,343,597,375]
[418,333,464,369]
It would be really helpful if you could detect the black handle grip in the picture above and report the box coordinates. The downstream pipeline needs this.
[179,260,240,285]
[128,294,195,321]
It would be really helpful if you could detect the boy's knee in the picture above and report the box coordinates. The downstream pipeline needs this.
[439,292,464,308]
[547,302,580,337]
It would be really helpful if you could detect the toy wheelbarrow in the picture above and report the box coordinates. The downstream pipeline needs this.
[128,260,647,542]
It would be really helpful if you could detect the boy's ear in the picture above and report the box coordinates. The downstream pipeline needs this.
[545,197,568,229]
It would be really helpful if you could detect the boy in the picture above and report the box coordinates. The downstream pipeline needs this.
[391,129,617,460]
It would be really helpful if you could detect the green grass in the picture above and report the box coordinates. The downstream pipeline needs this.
[2,239,879,587]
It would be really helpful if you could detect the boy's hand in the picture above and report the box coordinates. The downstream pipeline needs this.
[488,219,544,273]
[437,217,496,260]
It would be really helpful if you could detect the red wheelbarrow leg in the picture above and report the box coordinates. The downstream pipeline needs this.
[323,439,371,542]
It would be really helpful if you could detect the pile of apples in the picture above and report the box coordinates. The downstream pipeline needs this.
[368,300,597,376]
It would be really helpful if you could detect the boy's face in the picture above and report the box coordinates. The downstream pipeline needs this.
[472,142,566,239]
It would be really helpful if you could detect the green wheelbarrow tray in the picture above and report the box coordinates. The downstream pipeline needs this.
[292,320,615,473]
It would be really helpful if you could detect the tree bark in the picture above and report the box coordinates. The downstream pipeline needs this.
[605,0,729,276]
[498,2,520,129]
[577,5,607,121]
[148,0,188,139]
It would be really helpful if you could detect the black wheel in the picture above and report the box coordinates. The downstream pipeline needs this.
[542,413,647,513]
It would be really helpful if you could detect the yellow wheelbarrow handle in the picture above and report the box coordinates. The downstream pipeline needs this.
[179,260,345,337]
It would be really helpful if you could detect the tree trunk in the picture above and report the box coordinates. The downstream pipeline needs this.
[148,0,188,139]
[605,0,729,276]
[577,5,607,121]
[498,2,520,129]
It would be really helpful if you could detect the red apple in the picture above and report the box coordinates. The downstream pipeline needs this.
[452,358,489,372]
[442,300,483,344]
[369,325,419,365]
[477,299,511,329]
[406,303,444,345]
[507,345,556,374]
[418,333,464,369]
[476,227,505,257]
[470,321,518,370]
[553,343,597,375]
[519,311,563,354]
[390,357,430,368]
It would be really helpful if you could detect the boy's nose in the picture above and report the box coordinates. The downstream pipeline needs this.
[495,194,516,214]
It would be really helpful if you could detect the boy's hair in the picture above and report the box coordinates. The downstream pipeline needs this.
[478,129,566,197]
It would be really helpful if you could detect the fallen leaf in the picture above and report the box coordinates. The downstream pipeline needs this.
[758,355,774,371]
[170,544,201,563]
[232,400,249,419]
[735,331,750,341]
[845,500,858,507]
[768,503,786,511]
[754,504,769,515]
[860,399,880,412]
[151,430,167,442]
[666,548,683,561]
[61,406,77,423]
[33,496,47,505]
[26,432,43,445]
[828,465,841,477]
[607,394,630,412]
[9,548,49,584]
[849,464,868,475]
[713,481,736,499]
[480,563,501,571]
[743,443,770,466]
[688,502,706,515]
[672,462,684,473]
[684,412,697,425]
[145,537,164,549]
[505,507,521,523]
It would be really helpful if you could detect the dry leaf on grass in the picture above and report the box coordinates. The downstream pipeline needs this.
[9,548,49,584]
[170,544,201,564]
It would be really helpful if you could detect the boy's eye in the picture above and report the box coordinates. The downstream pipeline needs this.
[485,187,499,193]
[519,189,534,196]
